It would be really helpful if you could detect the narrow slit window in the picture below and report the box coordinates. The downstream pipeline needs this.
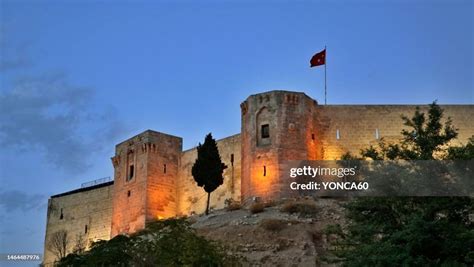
[263,165,267,176]
[127,190,131,197]
[128,165,134,180]
[230,154,234,166]
[60,208,63,220]
[375,128,380,139]
[336,129,340,140]
[85,225,88,234]
[164,164,167,174]
[261,124,270,138]
[311,133,315,140]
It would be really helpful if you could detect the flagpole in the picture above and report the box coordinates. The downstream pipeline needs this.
[324,45,327,105]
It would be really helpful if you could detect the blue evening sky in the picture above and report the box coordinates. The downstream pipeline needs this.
[0,0,472,264]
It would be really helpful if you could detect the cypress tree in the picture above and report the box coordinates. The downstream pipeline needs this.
[192,133,227,215]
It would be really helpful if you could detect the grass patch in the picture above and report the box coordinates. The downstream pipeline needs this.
[226,202,242,211]
[224,198,242,211]
[249,202,265,214]
[281,199,320,217]
[259,219,287,232]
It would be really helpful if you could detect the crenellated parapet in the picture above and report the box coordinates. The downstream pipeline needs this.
[111,155,120,168]
[141,142,158,153]
[240,101,248,115]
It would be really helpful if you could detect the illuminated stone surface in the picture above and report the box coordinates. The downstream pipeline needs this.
[43,90,474,266]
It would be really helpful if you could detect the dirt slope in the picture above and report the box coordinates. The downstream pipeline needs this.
[191,198,346,267]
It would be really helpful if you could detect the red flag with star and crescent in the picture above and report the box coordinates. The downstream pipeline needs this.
[310,49,326,67]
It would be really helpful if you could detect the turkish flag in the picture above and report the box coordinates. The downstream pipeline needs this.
[310,49,326,67]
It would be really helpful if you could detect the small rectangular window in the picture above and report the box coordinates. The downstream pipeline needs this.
[263,165,267,176]
[261,124,270,138]
[85,225,88,234]
[336,129,340,140]
[311,133,315,140]
[127,190,131,197]
[375,128,380,139]
[164,164,167,174]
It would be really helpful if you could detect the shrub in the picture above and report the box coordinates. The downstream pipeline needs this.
[259,219,287,232]
[225,199,242,211]
[281,200,320,217]
[226,202,241,211]
[264,200,276,208]
[57,218,239,266]
[249,202,265,214]
[57,235,131,267]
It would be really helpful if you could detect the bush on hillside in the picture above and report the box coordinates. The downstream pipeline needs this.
[57,218,238,266]
[280,199,320,217]
[225,199,242,211]
[259,219,287,232]
[249,202,265,214]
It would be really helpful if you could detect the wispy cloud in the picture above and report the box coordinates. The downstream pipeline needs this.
[0,73,124,173]
[0,26,125,174]
[0,190,45,213]
[0,25,33,72]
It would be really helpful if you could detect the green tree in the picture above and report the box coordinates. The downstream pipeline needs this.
[192,133,227,215]
[326,102,474,266]
[57,235,132,266]
[56,218,236,266]
[129,218,230,266]
[361,101,458,160]
[447,136,474,160]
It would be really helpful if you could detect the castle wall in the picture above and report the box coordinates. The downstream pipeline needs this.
[43,90,474,265]
[241,91,319,202]
[177,134,241,215]
[144,134,182,222]
[314,105,474,160]
[241,92,281,202]
[43,183,114,266]
[110,130,182,237]
[241,92,474,201]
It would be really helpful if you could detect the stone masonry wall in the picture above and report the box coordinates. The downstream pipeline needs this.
[241,91,474,202]
[110,130,182,237]
[241,91,282,202]
[145,133,182,222]
[315,105,474,160]
[241,91,319,202]
[177,134,241,215]
[43,183,114,267]
[44,91,474,265]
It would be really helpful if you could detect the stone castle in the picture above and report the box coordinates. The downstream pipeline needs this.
[43,90,474,265]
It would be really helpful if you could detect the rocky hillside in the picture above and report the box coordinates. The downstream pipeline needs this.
[191,198,347,266]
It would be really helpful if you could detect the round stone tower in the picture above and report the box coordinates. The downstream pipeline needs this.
[240,90,320,202]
